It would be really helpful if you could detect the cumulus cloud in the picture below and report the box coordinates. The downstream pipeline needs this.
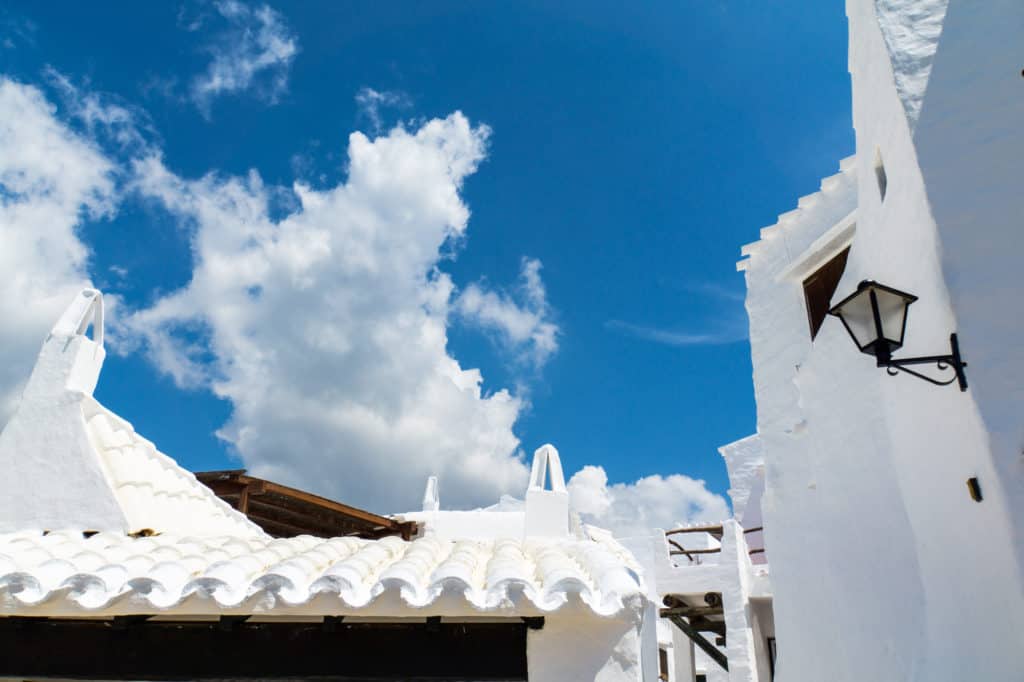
[191,0,298,116]
[123,113,552,512]
[0,77,119,422]
[568,465,730,538]
[0,76,721,537]
[355,88,412,133]
[455,257,559,368]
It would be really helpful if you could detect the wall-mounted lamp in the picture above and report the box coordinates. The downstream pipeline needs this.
[828,280,968,391]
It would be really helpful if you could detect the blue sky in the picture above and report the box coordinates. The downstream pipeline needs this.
[0,2,852,531]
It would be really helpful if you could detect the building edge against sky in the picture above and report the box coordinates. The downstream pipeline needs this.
[0,1,1021,680]
[730,1,1024,680]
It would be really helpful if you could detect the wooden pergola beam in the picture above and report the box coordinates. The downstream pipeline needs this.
[194,470,418,540]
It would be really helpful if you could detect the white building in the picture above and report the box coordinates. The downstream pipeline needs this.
[626,437,774,682]
[732,1,1024,680]
[0,289,658,681]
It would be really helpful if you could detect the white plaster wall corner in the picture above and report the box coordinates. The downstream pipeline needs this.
[718,520,760,682]
[0,289,127,533]
[525,443,570,538]
[736,3,1024,679]
[638,599,661,682]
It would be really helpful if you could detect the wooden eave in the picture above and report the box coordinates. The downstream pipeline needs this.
[195,470,417,540]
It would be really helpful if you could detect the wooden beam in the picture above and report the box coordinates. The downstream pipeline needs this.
[259,480,402,530]
[246,498,360,537]
[246,513,321,539]
[194,469,248,483]
[521,617,545,630]
[659,606,724,619]
[665,524,725,539]
[687,617,727,637]
[194,469,419,540]
[0,618,528,680]
[664,614,729,672]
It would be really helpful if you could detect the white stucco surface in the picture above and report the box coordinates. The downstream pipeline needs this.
[872,0,950,131]
[735,2,1024,679]
[0,290,264,537]
[528,611,644,682]
[718,435,763,525]
[909,0,1024,569]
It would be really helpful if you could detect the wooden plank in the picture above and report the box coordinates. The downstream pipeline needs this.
[0,618,528,680]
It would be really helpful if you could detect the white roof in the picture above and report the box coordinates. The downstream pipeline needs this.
[0,530,644,617]
[0,290,648,620]
[82,397,264,538]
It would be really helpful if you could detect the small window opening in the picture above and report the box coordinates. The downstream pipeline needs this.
[803,247,851,339]
[658,648,669,681]
[874,149,888,202]
[967,477,983,502]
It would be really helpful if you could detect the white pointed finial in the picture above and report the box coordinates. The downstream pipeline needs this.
[422,475,440,512]
[524,443,569,537]
[0,288,126,532]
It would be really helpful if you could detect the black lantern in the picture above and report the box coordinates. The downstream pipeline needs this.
[828,280,968,391]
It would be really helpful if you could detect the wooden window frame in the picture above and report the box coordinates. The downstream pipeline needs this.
[802,247,850,340]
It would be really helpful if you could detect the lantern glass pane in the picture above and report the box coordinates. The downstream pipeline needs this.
[833,289,879,350]
[874,286,912,348]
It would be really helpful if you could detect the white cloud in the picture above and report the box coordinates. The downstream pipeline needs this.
[0,77,719,538]
[124,113,553,513]
[355,88,412,133]
[0,12,36,50]
[0,77,119,422]
[605,318,747,347]
[191,0,298,116]
[455,257,559,368]
[568,465,730,538]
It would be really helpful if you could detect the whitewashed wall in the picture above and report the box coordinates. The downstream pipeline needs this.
[739,1,1024,680]
[528,611,644,682]
[909,0,1024,563]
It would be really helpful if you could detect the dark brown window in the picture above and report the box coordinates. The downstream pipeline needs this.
[802,247,850,339]
[659,647,670,680]
[874,149,888,201]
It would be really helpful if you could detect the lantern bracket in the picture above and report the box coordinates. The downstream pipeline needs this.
[880,333,968,391]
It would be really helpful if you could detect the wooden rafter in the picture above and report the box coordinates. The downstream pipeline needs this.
[195,470,417,540]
